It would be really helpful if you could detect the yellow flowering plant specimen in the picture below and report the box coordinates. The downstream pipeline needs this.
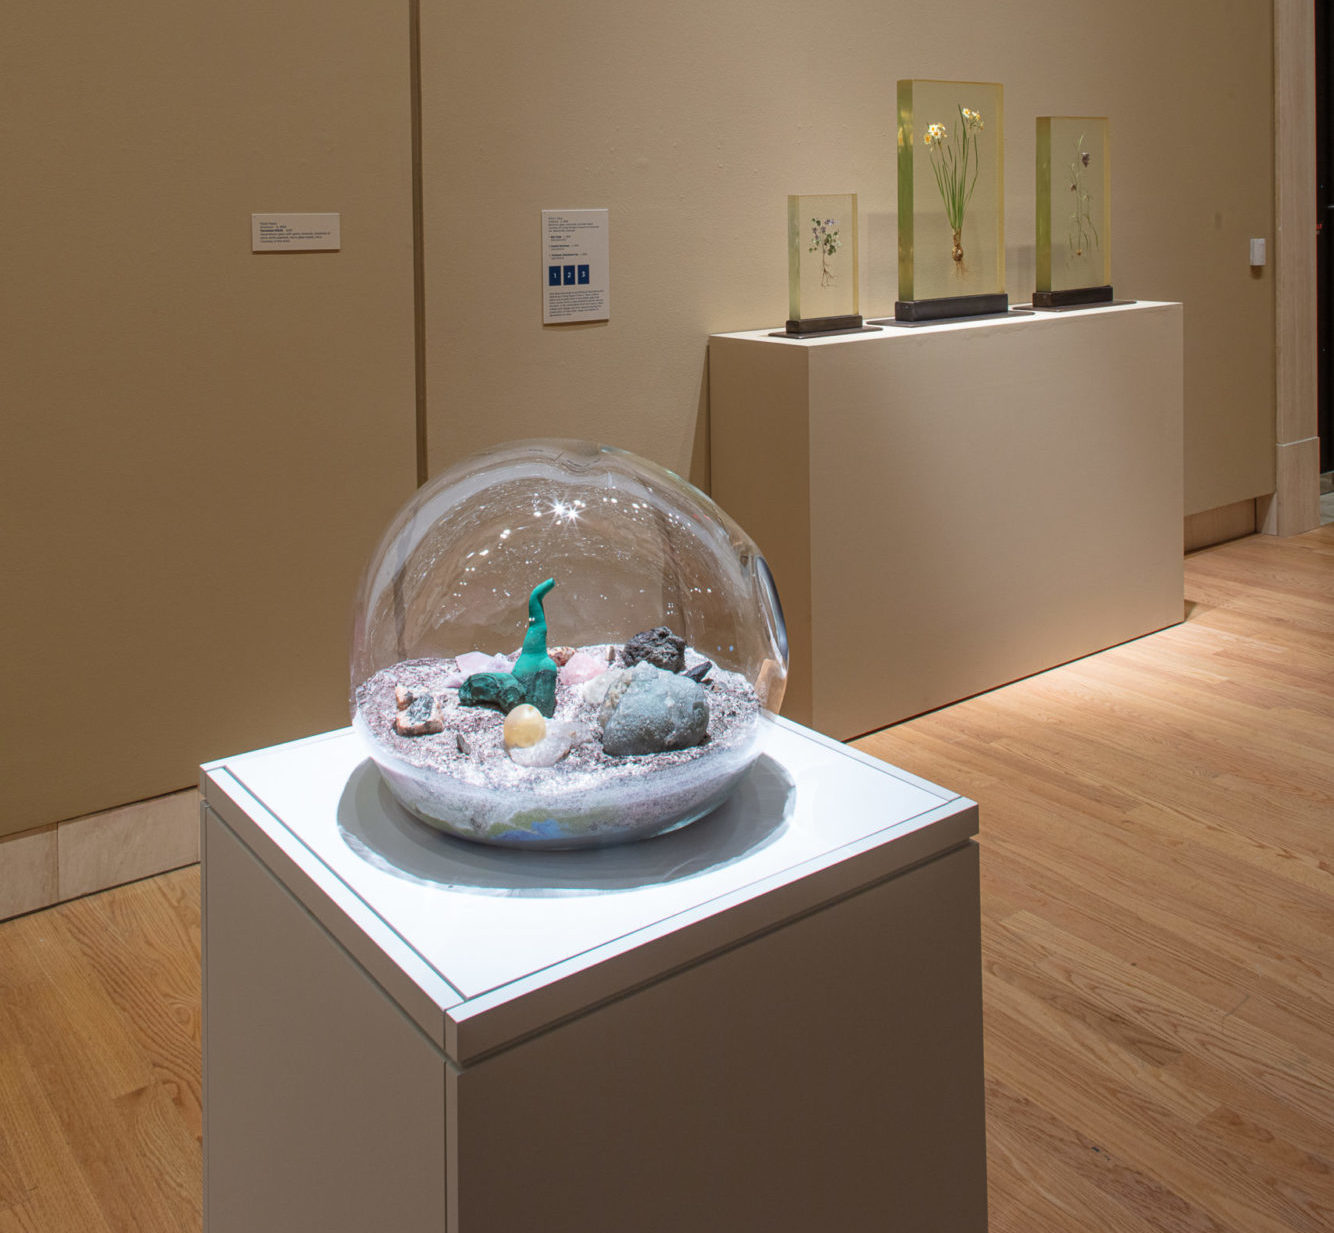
[923,105,984,267]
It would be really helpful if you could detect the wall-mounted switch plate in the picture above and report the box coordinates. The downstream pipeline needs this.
[1249,237,1266,267]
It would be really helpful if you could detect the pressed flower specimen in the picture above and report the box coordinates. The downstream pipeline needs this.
[923,104,984,267]
[1035,116,1110,297]
[809,217,842,286]
[789,193,859,321]
[1067,134,1099,258]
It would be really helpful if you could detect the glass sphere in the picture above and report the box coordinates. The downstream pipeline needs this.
[350,439,788,849]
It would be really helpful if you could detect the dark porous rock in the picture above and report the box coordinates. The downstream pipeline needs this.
[621,626,687,673]
[459,671,526,714]
[394,692,444,736]
[683,659,713,684]
[601,664,710,756]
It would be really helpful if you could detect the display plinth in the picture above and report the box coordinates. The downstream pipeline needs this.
[710,300,1184,738]
[201,719,986,1233]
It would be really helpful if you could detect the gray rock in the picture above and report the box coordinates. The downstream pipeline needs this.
[621,626,687,673]
[592,667,636,723]
[601,664,709,756]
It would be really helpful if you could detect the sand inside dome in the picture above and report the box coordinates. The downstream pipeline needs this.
[354,644,763,843]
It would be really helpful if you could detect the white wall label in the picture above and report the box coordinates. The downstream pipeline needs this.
[542,209,609,324]
[251,213,341,252]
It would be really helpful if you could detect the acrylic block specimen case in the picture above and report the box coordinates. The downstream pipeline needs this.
[786,193,862,334]
[1035,115,1112,307]
[896,78,1006,321]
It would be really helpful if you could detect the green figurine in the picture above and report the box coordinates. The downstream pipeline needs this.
[458,578,559,717]
[511,578,559,716]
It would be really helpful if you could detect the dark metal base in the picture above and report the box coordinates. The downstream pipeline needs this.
[770,325,882,340]
[783,314,865,336]
[892,292,1009,323]
[871,309,1034,329]
[1031,285,1114,309]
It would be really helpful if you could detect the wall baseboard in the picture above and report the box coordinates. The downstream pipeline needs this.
[1259,437,1322,537]
[0,789,199,922]
[1185,500,1259,553]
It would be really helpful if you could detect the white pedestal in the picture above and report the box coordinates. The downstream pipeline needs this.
[201,719,986,1232]
[710,301,1185,738]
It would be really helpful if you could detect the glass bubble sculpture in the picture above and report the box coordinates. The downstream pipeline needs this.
[350,439,788,849]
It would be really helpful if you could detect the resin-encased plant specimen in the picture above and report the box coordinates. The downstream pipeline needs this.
[350,439,789,850]
[897,79,1006,320]
[786,193,861,333]
[1035,116,1112,307]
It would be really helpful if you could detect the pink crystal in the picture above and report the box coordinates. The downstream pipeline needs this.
[559,650,609,687]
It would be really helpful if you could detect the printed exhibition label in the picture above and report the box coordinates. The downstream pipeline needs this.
[542,209,609,324]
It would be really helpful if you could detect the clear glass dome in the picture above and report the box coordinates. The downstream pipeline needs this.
[350,439,788,849]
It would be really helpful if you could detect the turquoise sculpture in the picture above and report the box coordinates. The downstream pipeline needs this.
[457,672,526,713]
[459,578,559,717]
[510,577,559,716]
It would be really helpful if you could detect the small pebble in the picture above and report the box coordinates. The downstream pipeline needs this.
[508,720,584,768]
[503,703,547,749]
[394,692,444,736]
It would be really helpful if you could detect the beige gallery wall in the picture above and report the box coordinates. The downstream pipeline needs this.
[0,0,1279,841]
[0,1,418,836]
[420,0,1275,515]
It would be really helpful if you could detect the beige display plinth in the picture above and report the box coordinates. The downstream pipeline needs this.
[709,301,1184,738]
[201,721,986,1232]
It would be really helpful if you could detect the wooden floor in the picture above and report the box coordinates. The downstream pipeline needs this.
[0,868,200,1232]
[0,526,1330,1231]
[858,525,1334,1233]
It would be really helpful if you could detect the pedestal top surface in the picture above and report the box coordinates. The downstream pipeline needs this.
[712,297,1174,346]
[203,718,975,1052]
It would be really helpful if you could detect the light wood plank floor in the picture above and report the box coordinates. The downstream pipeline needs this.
[0,526,1330,1231]
[858,525,1334,1233]
[0,869,200,1233]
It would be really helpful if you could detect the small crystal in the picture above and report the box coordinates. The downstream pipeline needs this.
[509,720,585,768]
